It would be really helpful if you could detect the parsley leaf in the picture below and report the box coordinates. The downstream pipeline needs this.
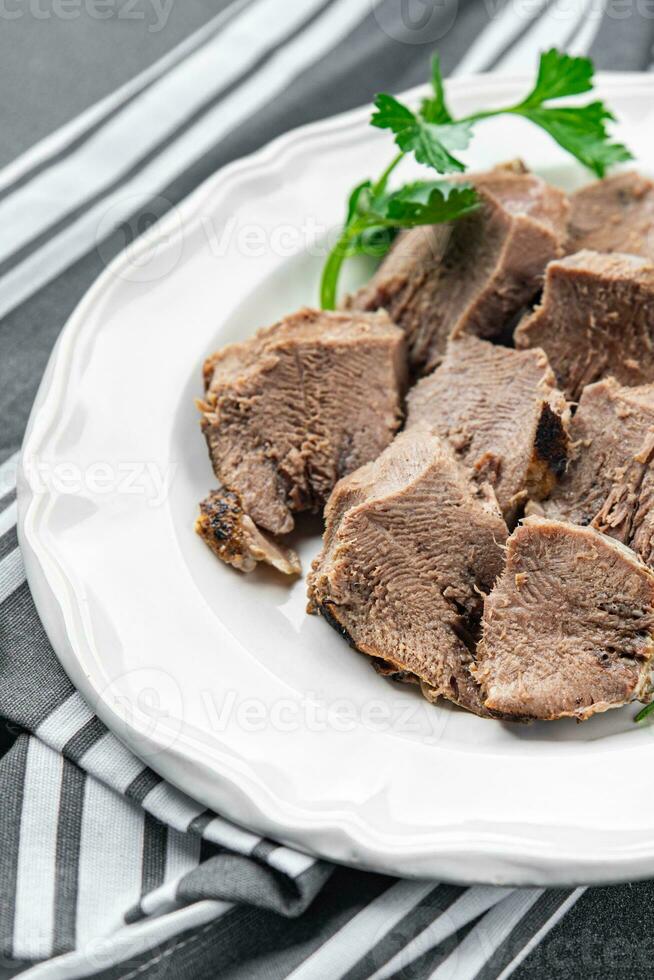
[518,49,594,107]
[370,94,415,135]
[372,94,470,173]
[515,103,632,177]
[399,121,469,173]
[420,54,452,124]
[383,181,479,225]
[502,51,633,176]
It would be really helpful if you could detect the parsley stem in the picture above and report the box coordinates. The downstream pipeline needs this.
[320,225,357,311]
[372,151,405,196]
[321,150,404,309]
[458,105,522,125]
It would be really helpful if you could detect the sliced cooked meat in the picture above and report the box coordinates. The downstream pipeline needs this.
[196,488,301,575]
[567,171,654,259]
[536,378,654,567]
[347,169,569,373]
[515,250,654,400]
[592,430,654,569]
[307,425,508,715]
[199,307,406,539]
[474,516,654,721]
[406,335,569,522]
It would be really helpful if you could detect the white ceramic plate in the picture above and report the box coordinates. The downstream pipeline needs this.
[18,73,654,886]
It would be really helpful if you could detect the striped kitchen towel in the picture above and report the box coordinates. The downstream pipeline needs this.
[1,1,652,977]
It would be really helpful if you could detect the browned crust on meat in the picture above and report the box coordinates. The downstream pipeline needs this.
[525,402,570,500]
[196,488,247,563]
[196,487,300,575]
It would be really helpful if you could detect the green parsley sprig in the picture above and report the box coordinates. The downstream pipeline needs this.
[320,49,632,310]
[635,702,654,723]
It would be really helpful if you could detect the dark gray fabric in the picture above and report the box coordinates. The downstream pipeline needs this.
[514,883,654,980]
[149,0,503,212]
[477,891,577,980]
[0,0,339,283]
[62,715,106,761]
[0,584,75,729]
[0,1,228,166]
[382,918,480,980]
[140,813,169,900]
[52,759,85,955]
[105,869,394,980]
[176,854,333,919]
[0,728,333,960]
[590,1,654,70]
[0,736,28,955]
[0,527,18,563]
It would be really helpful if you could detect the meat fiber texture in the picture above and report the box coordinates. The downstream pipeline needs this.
[307,424,508,715]
[347,168,569,374]
[474,517,654,721]
[536,378,654,568]
[567,171,654,259]
[515,250,654,400]
[198,308,407,574]
[406,335,569,523]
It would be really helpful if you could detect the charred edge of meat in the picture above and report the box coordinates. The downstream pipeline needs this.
[197,488,301,575]
[317,604,434,690]
[196,488,254,572]
[196,487,259,572]
[526,402,569,499]
[370,659,419,684]
[197,486,245,546]
[441,591,481,655]
[317,598,507,717]
[316,602,359,650]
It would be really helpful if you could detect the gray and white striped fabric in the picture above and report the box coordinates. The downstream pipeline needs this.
[1,2,652,977]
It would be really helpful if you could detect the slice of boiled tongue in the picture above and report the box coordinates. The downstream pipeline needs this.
[474,516,654,721]
[199,307,407,537]
[567,171,654,261]
[196,306,406,575]
[406,334,569,525]
[347,167,569,375]
[307,424,508,716]
[515,249,654,401]
[535,377,654,570]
